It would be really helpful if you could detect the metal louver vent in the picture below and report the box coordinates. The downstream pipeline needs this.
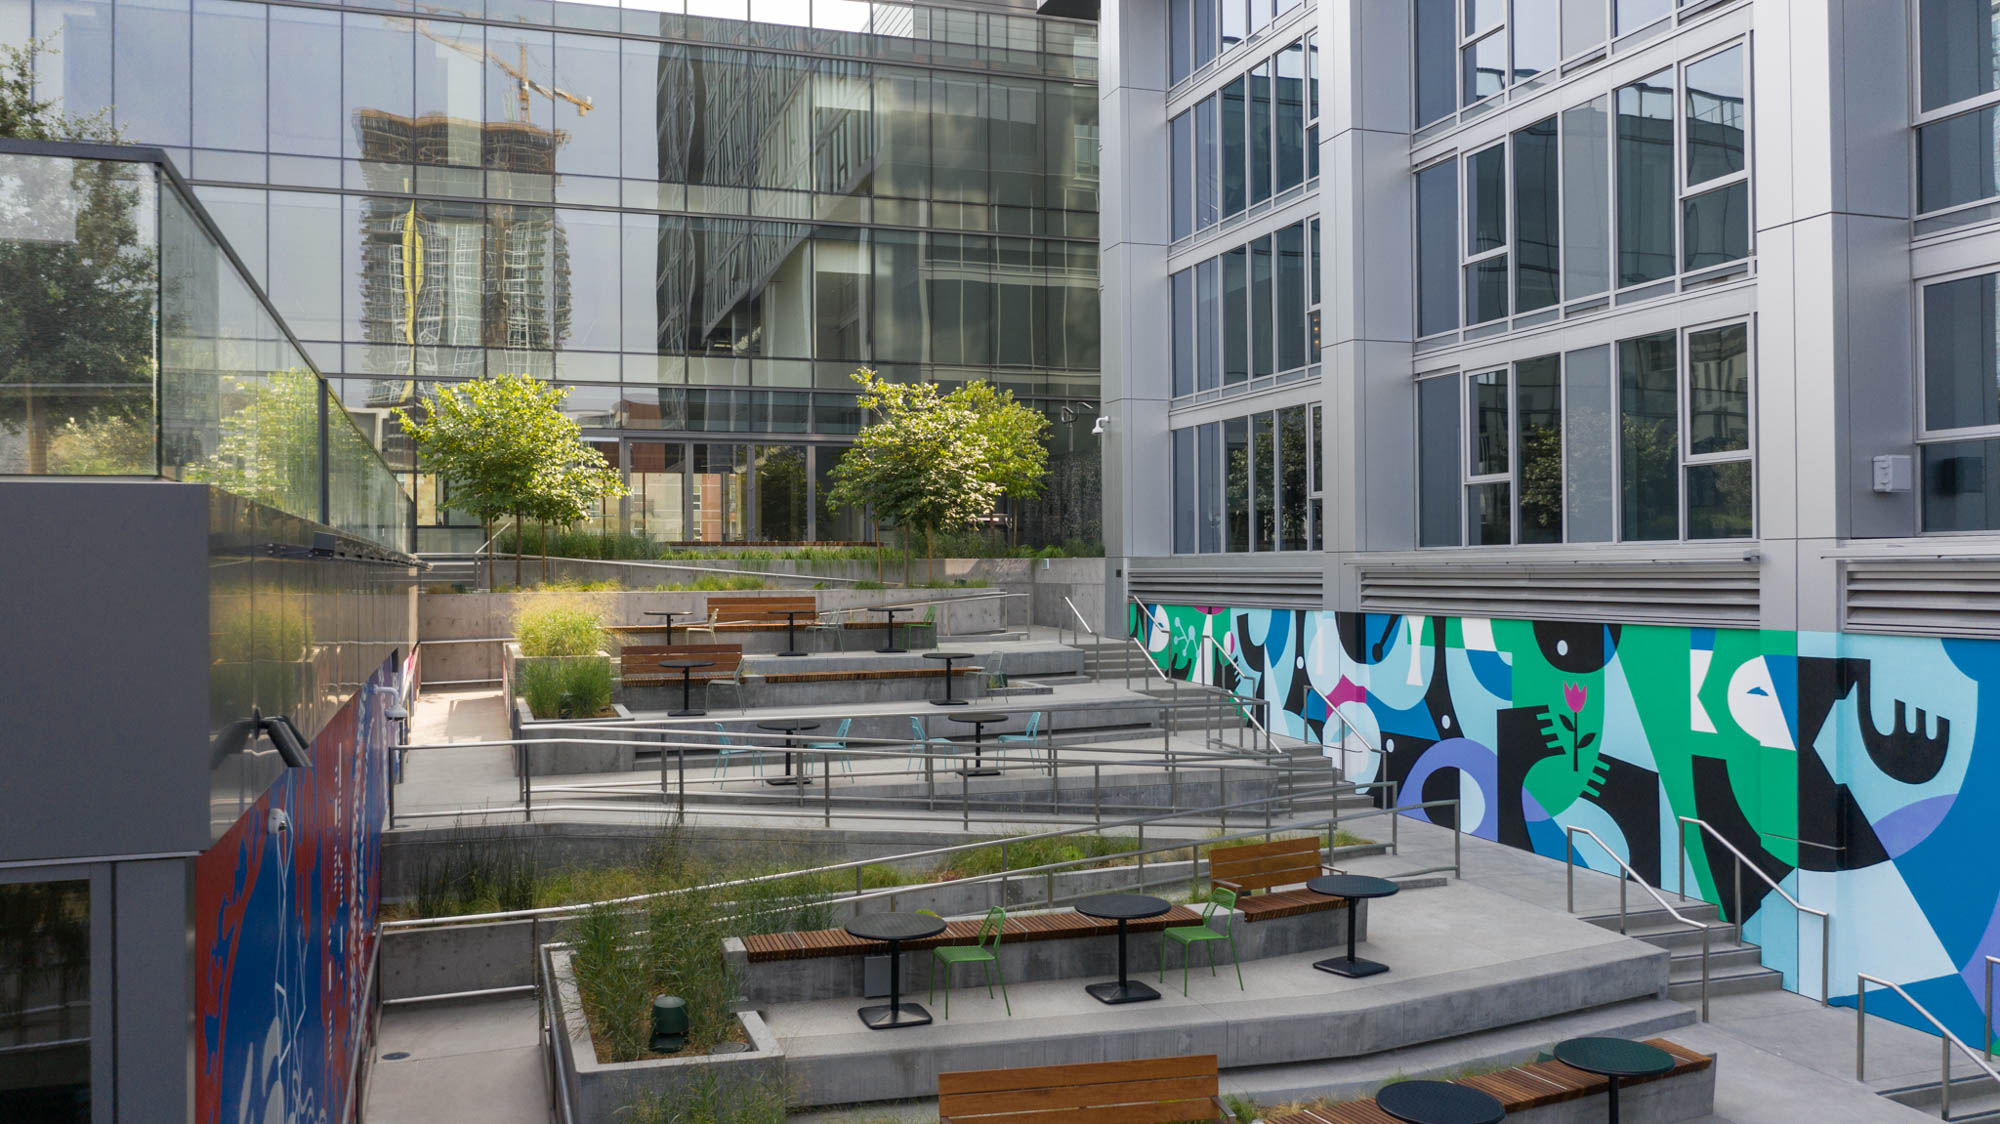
[1128,566,1324,610]
[1358,561,1760,626]
[1844,559,2000,637]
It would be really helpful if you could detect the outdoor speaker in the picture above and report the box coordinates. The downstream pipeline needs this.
[650,995,688,1053]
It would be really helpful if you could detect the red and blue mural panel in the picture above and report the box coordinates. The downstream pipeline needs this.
[194,656,395,1124]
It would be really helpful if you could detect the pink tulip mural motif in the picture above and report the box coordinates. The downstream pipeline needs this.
[1558,681,1597,771]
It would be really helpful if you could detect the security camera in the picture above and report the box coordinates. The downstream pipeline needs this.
[1091,415,1109,436]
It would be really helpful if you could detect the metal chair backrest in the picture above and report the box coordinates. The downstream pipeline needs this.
[713,721,732,745]
[1022,710,1041,737]
[831,717,853,744]
[910,716,928,742]
[977,906,1006,951]
[1204,887,1237,933]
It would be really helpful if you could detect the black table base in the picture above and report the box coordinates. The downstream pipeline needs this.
[1084,980,1161,1004]
[857,1000,933,1029]
[1313,954,1388,978]
[875,609,906,654]
[765,775,811,786]
[955,766,1000,776]
[670,667,706,718]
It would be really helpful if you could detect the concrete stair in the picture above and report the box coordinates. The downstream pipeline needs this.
[1882,1072,2000,1121]
[1581,903,1785,1001]
[1081,642,1160,683]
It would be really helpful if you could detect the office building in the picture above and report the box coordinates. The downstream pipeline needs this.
[1103,0,2000,1049]
[6,0,1104,549]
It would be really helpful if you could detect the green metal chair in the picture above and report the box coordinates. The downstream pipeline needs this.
[1159,887,1242,996]
[929,906,1010,1017]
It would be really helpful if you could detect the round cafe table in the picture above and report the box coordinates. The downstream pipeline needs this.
[923,651,975,706]
[949,711,1009,776]
[870,606,908,653]
[755,719,821,786]
[1552,1037,1673,1124]
[1075,893,1170,1004]
[658,658,714,718]
[844,911,947,1029]
[773,608,812,657]
[642,609,686,643]
[1305,874,1400,978]
[1375,1080,1506,1124]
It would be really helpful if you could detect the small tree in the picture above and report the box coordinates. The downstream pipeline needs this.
[951,380,1050,546]
[525,443,625,582]
[826,369,1000,584]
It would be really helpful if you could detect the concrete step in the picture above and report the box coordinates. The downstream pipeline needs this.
[1212,996,1696,1107]
[1581,901,1724,932]
[1666,964,1784,1000]
[1884,1072,2000,1115]
[1605,915,1743,950]
[1666,942,1769,974]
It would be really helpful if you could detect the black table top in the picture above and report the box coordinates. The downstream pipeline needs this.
[844,912,948,943]
[773,608,811,617]
[1307,874,1402,900]
[950,711,1010,724]
[644,609,685,617]
[1552,1036,1675,1079]
[659,658,716,670]
[924,651,975,660]
[1374,1080,1507,1124]
[867,606,905,616]
[757,720,822,734]
[1075,893,1171,922]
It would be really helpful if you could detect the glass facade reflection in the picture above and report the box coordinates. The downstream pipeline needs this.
[5,0,1103,549]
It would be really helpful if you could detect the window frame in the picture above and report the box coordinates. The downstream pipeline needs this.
[1413,316,1757,547]
[1462,139,1512,325]
[1917,264,2000,443]
[0,864,115,1124]
[1677,41,1752,273]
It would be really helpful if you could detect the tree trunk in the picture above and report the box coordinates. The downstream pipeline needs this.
[540,521,549,583]
[484,519,495,590]
[874,527,884,585]
[927,529,935,585]
[902,530,912,587]
[513,511,524,588]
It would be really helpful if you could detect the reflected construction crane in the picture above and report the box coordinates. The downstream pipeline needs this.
[405,10,594,126]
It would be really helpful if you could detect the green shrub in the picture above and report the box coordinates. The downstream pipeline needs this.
[620,1068,788,1123]
[570,903,651,1063]
[516,600,604,657]
[517,656,613,719]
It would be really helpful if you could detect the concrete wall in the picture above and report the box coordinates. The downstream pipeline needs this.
[728,900,1361,1007]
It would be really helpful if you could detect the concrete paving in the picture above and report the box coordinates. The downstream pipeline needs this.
[360,996,546,1124]
[762,879,1670,1106]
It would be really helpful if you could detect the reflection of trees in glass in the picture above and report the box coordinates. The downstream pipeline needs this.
[0,878,92,1086]
[0,39,153,476]
[1518,422,1563,538]
[1278,406,1309,549]
[183,368,322,515]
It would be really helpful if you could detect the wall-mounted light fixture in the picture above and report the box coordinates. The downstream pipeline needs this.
[1091,415,1109,436]
[208,708,313,770]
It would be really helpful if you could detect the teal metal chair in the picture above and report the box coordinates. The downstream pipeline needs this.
[712,722,763,778]
[805,717,854,775]
[1159,887,1242,996]
[995,710,1042,769]
[908,716,952,775]
[929,906,1010,1017]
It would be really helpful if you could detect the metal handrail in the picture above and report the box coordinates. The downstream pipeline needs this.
[383,776,1405,931]
[1988,955,1997,1061]
[1857,972,2000,1120]
[1566,824,1723,1021]
[1677,816,1831,1005]
[1203,634,1276,751]
[1062,594,1095,636]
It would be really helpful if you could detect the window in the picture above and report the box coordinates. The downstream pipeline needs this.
[1309,403,1325,549]
[0,878,94,1124]
[1222,77,1248,217]
[1562,97,1612,300]
[1170,37,1313,240]
[1172,404,1321,553]
[1250,60,1274,205]
[1416,323,1753,545]
[1465,143,1508,327]
[1921,270,2000,530]
[1514,117,1560,313]
[1682,45,1749,271]
[1417,160,1460,335]
[1172,222,1320,395]
[1617,68,1676,286]
[1172,111,1193,241]
[1276,40,1306,192]
[1419,0,1622,127]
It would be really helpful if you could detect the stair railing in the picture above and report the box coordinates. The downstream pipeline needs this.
[1857,972,2000,1120]
[1675,816,1831,1006]
[1061,594,1106,679]
[1200,634,1275,754]
[1566,824,1724,1021]
[1988,955,1997,1061]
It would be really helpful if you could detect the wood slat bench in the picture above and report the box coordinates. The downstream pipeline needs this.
[739,906,1206,964]
[702,595,818,628]
[939,1054,1226,1124]
[617,643,745,686]
[1266,1038,1714,1124]
[1209,837,1344,923]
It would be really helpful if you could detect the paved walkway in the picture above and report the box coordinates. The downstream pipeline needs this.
[361,996,546,1124]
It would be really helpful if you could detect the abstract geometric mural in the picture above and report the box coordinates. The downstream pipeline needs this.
[1134,603,2000,1048]
[193,656,396,1124]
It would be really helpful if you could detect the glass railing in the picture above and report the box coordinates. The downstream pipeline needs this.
[0,139,413,553]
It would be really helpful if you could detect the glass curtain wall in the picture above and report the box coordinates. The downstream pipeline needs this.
[1170,401,1320,554]
[9,0,1105,549]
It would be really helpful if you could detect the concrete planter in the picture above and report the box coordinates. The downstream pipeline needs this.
[515,698,639,776]
[547,948,785,1123]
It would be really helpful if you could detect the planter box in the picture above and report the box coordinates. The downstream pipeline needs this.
[515,697,639,776]
[547,948,786,1123]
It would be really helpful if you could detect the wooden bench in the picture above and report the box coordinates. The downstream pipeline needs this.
[939,1055,1226,1124]
[1266,1038,1714,1123]
[617,643,745,686]
[758,666,981,686]
[702,595,818,629]
[738,905,1206,964]
[1209,836,1343,923]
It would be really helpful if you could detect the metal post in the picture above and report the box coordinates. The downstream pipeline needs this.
[1046,869,1054,907]
[1218,768,1226,830]
[1942,1035,1952,1119]
[1700,925,1710,1022]
[1566,831,1575,915]
[823,755,832,827]
[1734,863,1743,944]
[677,748,686,822]
[1453,817,1461,879]
[1822,921,1831,1009]
[962,770,970,830]
[1986,956,1994,1060]
[1858,981,1868,1081]
[1618,874,1627,933]
[855,866,863,899]
[1094,764,1101,824]
[1137,823,1145,887]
